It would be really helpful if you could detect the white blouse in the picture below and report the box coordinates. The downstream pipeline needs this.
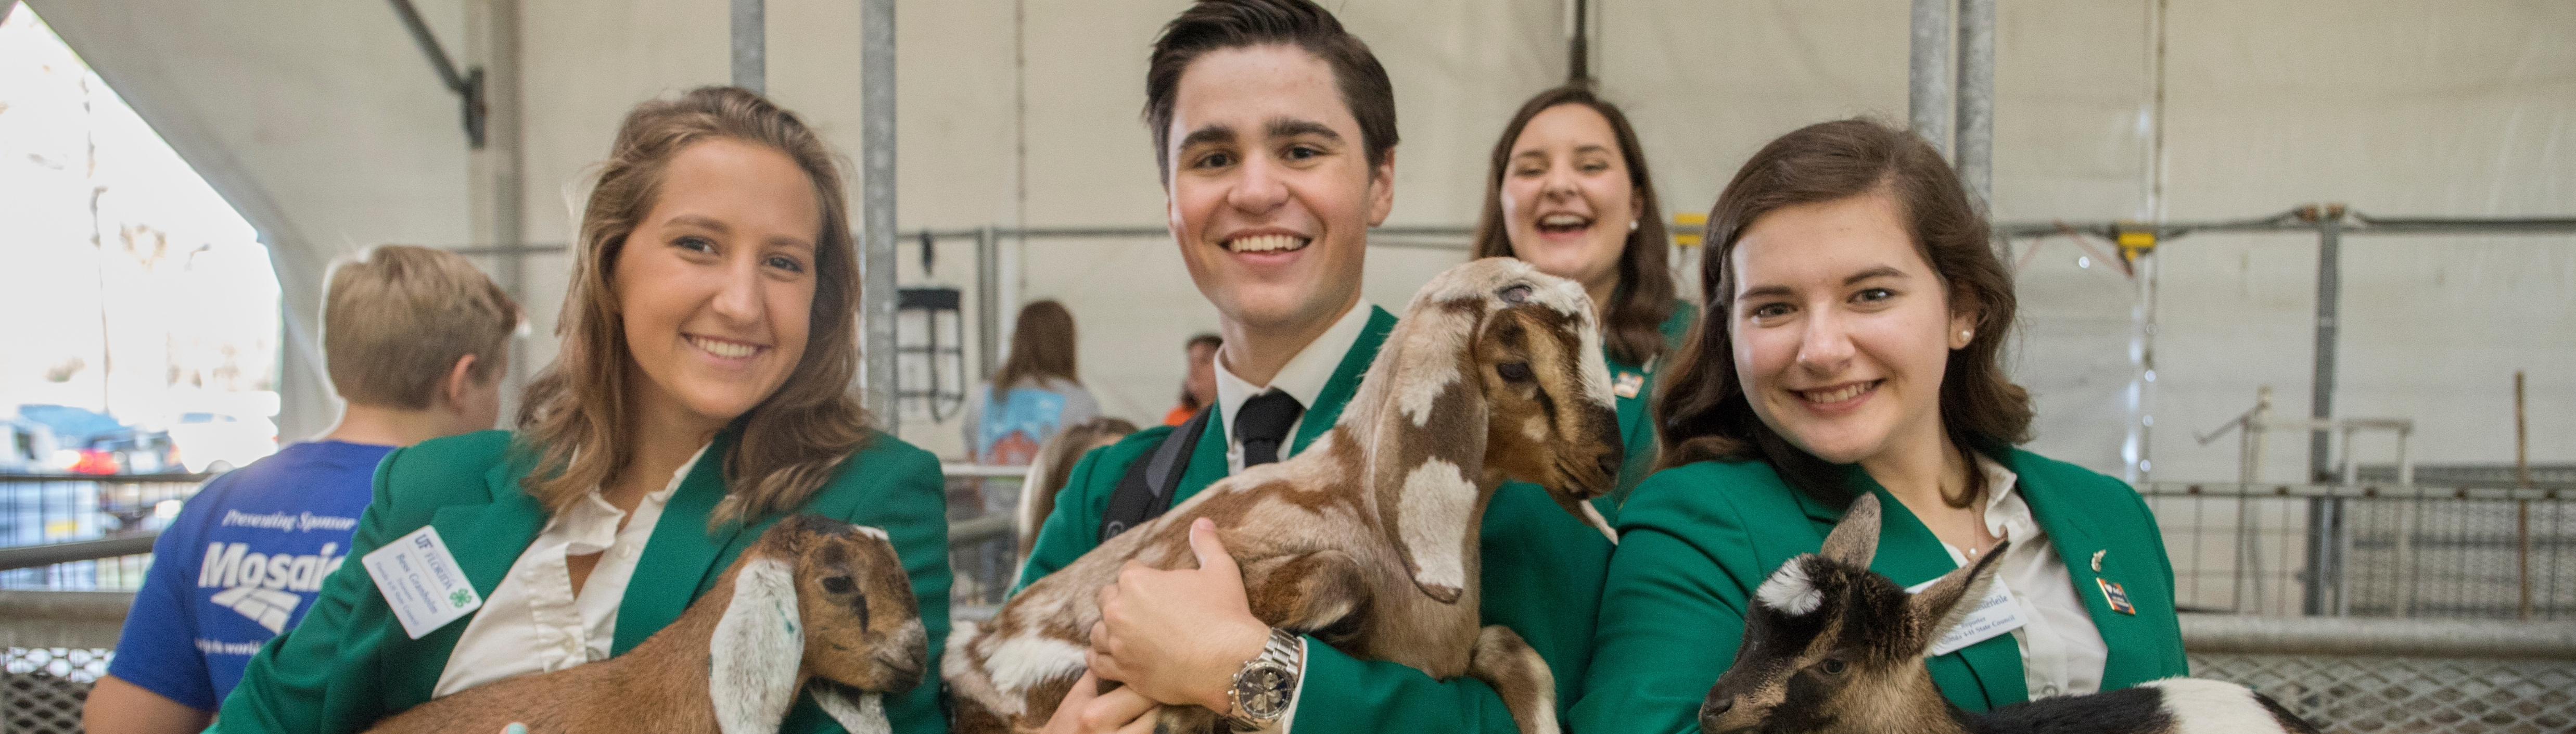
[1932,457,2110,700]
[432,444,709,697]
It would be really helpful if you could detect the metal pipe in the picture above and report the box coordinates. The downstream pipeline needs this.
[2178,614,2576,660]
[0,535,157,572]
[2310,209,2343,483]
[1568,0,1591,83]
[730,0,764,93]
[388,0,469,93]
[861,0,898,431]
[977,226,1001,382]
[1908,0,1952,157]
[1953,0,1994,210]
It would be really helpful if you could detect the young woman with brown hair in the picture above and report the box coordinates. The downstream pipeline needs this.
[1571,119,2186,733]
[1472,83,1693,501]
[963,300,1100,467]
[213,87,952,734]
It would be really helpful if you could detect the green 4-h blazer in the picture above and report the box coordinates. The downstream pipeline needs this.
[212,429,953,734]
[1569,448,2188,734]
[1013,305,1610,733]
[1597,301,1698,512]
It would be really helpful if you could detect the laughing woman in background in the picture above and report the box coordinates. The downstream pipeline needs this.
[1571,119,2186,734]
[1473,84,1695,505]
[214,87,951,734]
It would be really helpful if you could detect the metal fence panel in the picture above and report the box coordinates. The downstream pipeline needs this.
[2144,483,2574,620]
[2195,653,2576,733]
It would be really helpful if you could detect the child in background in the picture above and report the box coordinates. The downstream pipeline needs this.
[86,245,518,734]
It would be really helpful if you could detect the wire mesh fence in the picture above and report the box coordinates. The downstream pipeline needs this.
[1,475,203,591]
[3,647,106,734]
[2143,482,2573,619]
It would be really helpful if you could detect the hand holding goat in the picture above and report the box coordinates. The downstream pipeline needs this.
[948,258,1629,734]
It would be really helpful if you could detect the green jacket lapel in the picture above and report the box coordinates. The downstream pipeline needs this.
[614,432,750,654]
[2007,451,2149,690]
[1291,306,1396,452]
[391,458,549,707]
[1175,306,1394,508]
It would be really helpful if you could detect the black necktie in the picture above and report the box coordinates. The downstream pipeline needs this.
[1234,390,1305,467]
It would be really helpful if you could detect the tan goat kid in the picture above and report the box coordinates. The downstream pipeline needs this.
[362,515,929,734]
[947,258,1628,734]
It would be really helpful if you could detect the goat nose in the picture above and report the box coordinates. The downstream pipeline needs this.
[1705,695,1734,715]
[1597,451,1621,482]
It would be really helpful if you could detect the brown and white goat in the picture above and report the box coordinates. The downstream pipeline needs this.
[363,515,929,734]
[1698,495,2319,734]
[946,258,1627,734]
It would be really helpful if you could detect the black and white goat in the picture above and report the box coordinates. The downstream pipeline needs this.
[1698,495,2319,734]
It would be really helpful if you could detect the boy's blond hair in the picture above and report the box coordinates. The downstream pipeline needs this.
[322,245,519,410]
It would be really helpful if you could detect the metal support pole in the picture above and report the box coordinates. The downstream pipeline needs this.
[1953,0,1994,210]
[1567,0,1591,83]
[1908,0,1953,158]
[2309,209,2343,482]
[976,227,1001,382]
[860,0,898,431]
[730,0,763,93]
[2301,208,2343,615]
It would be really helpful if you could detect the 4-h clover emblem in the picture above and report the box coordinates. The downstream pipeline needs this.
[450,589,474,608]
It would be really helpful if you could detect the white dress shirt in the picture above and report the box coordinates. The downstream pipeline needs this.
[432,444,709,697]
[1933,456,2110,700]
[1210,300,1374,475]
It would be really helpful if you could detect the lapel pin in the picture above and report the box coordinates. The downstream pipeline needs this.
[2090,549,2106,573]
[2097,578,2136,615]
[1613,372,1644,398]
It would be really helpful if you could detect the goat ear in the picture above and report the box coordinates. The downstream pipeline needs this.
[1389,458,1480,604]
[811,687,890,734]
[1820,493,1881,570]
[1905,540,2009,656]
[710,555,805,734]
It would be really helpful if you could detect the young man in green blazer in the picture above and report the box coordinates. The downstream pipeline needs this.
[1015,2,1611,732]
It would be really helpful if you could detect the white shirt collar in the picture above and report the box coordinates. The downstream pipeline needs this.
[1212,299,1374,457]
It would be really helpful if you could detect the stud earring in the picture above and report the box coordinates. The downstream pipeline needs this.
[1961,330,1973,340]
[1629,219,1640,232]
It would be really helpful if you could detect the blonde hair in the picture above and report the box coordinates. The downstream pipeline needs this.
[322,245,519,409]
[515,86,868,525]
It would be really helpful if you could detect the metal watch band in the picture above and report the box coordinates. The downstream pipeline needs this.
[1222,627,1305,730]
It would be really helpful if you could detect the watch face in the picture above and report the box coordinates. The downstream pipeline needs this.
[1238,663,1294,718]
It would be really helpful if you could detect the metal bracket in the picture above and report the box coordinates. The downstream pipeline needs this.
[388,0,487,148]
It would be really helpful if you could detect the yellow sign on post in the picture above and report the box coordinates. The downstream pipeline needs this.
[1672,212,1708,247]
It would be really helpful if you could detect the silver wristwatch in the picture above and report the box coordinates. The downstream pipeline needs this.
[1222,627,1304,730]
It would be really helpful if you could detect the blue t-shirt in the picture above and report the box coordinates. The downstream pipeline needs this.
[108,440,391,710]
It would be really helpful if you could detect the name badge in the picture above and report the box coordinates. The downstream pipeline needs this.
[1907,576,2025,657]
[362,526,484,639]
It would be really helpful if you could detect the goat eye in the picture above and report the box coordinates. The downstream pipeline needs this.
[1496,362,1535,383]
[1820,659,1847,675]
[820,575,855,593]
[1498,284,1534,304]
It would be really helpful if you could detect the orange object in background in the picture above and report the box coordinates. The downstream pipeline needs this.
[1163,404,1193,426]
[70,448,120,475]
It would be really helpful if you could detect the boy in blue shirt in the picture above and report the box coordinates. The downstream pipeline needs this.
[86,245,519,734]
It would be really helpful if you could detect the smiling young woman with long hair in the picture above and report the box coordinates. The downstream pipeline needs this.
[1472,83,1694,503]
[1570,119,2186,734]
[214,87,952,734]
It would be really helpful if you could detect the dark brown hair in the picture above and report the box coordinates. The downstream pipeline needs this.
[992,300,1079,391]
[1143,0,1397,180]
[1178,332,1222,410]
[1656,118,2030,508]
[1472,84,1678,366]
[516,86,868,525]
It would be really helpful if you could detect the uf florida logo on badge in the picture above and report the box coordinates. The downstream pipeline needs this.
[2098,577,2137,615]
